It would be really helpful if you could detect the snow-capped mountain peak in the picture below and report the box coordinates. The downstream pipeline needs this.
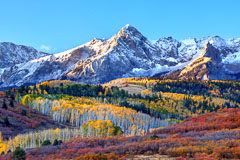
[117,24,145,40]
[0,25,240,88]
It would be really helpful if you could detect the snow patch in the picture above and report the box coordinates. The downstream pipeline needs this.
[180,38,196,46]
[222,51,240,64]
[166,57,177,63]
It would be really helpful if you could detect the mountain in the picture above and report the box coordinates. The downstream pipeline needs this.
[0,25,240,88]
[0,42,48,87]
[0,42,48,68]
[167,38,240,80]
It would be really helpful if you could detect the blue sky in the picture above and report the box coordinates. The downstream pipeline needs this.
[0,0,239,53]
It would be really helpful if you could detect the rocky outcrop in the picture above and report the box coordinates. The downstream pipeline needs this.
[167,42,240,80]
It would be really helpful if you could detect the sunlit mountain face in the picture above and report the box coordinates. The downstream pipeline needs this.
[0,25,239,89]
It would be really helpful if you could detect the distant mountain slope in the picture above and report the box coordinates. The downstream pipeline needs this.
[0,25,239,88]
[0,42,48,68]
[167,41,240,80]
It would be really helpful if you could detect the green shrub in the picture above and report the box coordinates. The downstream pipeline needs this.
[12,147,26,160]
[42,140,51,146]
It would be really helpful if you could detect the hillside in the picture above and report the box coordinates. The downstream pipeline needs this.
[2,107,240,159]
[0,90,72,140]
[0,80,239,159]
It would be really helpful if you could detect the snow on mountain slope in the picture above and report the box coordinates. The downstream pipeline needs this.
[167,40,240,80]
[0,42,48,68]
[222,51,240,64]
[0,25,240,88]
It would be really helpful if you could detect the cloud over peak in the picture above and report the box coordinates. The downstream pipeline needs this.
[40,45,51,52]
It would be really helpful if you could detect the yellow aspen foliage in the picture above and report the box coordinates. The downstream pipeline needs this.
[43,90,48,95]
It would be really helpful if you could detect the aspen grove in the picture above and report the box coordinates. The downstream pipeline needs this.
[0,120,122,154]
[21,94,169,136]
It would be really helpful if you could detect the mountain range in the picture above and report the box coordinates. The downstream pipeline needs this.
[0,24,240,88]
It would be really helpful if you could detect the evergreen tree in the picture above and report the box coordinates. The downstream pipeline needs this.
[4,117,10,126]
[21,110,27,116]
[12,147,26,160]
[53,139,58,146]
[9,99,14,108]
[2,99,7,109]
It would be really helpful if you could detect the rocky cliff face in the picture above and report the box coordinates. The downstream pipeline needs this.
[0,25,240,88]
[167,40,240,80]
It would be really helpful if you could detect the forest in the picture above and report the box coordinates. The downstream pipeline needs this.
[1,79,240,159]
[2,108,240,159]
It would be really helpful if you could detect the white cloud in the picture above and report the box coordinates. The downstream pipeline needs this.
[40,45,51,51]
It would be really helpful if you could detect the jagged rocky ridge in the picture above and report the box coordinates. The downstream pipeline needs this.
[167,40,240,80]
[0,24,240,88]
